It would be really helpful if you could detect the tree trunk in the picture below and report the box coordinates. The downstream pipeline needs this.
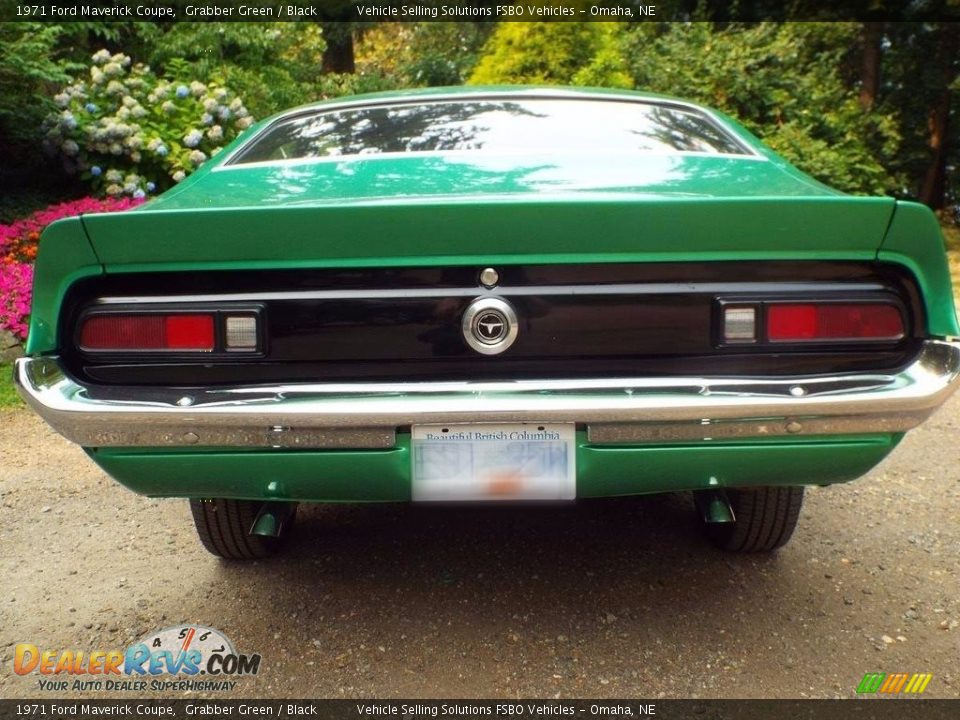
[859,22,883,110]
[321,23,355,74]
[919,24,959,210]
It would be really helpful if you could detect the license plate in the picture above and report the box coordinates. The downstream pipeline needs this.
[411,423,576,502]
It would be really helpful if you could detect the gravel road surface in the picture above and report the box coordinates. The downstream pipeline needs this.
[1,396,958,699]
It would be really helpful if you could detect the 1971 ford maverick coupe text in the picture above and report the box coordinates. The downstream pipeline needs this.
[16,87,960,558]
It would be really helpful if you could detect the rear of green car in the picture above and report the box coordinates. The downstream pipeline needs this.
[15,88,960,559]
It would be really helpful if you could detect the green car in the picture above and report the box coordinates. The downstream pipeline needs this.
[15,86,960,559]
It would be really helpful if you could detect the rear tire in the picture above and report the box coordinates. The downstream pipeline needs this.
[189,498,296,559]
[702,486,804,552]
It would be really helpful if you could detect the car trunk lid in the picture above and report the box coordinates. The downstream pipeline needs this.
[81,194,895,268]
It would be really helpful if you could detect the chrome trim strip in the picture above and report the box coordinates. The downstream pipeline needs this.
[92,281,884,305]
[14,340,960,449]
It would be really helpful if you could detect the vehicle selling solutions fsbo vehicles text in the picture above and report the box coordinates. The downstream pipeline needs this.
[354,4,656,19]
[356,704,656,717]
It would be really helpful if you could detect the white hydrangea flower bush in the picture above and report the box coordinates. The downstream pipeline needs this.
[44,50,256,198]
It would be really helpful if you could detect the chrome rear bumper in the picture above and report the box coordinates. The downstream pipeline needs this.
[14,340,960,449]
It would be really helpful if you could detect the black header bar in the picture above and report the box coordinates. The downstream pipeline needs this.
[1,699,959,720]
[1,0,958,23]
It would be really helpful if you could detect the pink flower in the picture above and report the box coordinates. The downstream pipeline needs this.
[0,196,144,340]
[0,263,33,339]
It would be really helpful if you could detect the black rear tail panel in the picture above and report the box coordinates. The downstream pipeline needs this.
[61,261,926,387]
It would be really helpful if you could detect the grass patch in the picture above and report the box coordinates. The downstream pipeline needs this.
[0,362,24,408]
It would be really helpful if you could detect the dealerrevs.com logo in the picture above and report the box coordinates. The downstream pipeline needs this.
[14,625,261,693]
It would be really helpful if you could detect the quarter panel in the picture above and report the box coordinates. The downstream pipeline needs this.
[877,201,960,337]
[25,218,102,355]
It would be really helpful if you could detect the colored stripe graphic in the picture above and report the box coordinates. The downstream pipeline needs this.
[857,672,932,694]
[880,673,908,693]
[903,673,933,694]
[857,673,885,693]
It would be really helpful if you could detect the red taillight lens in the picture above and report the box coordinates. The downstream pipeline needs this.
[80,314,215,351]
[767,304,904,342]
[165,315,216,349]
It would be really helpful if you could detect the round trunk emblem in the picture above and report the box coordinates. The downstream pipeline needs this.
[462,297,518,355]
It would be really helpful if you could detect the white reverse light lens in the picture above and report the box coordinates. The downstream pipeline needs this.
[225,316,258,350]
[723,307,756,343]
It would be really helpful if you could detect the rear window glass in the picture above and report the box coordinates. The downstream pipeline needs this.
[230,98,749,164]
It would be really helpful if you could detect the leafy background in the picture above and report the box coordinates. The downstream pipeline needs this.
[0,17,960,211]
[2,18,958,213]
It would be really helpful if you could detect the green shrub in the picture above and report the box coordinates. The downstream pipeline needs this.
[469,21,631,88]
[145,23,327,118]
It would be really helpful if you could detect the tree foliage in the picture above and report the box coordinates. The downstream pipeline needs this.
[625,22,902,195]
[0,24,77,148]
[469,22,631,88]
[881,22,960,209]
[357,22,493,87]
[0,19,957,214]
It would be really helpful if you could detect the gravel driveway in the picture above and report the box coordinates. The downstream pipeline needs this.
[1,396,958,699]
